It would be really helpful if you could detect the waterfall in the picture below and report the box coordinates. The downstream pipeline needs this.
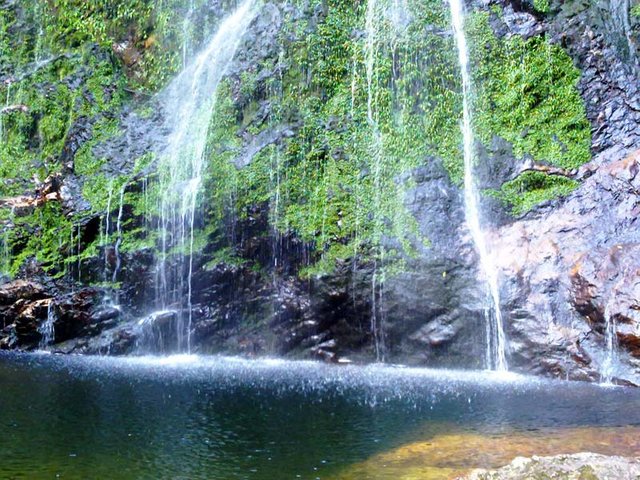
[33,0,46,63]
[0,83,9,142]
[153,0,258,353]
[389,0,411,31]
[0,227,8,279]
[112,185,125,286]
[448,0,508,371]
[181,0,196,68]
[102,182,114,283]
[1,206,14,279]
[609,0,636,64]
[38,302,56,349]
[365,0,387,362]
[76,223,82,283]
[601,304,619,384]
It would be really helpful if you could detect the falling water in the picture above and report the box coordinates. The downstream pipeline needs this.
[102,182,114,283]
[389,0,411,31]
[76,223,82,283]
[0,206,14,279]
[601,304,619,384]
[448,0,508,371]
[38,302,56,349]
[365,0,387,362]
[153,0,258,353]
[33,0,46,63]
[0,228,8,278]
[181,0,196,68]
[112,186,125,285]
[0,83,10,141]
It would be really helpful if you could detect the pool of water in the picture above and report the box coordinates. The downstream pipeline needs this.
[1,352,639,479]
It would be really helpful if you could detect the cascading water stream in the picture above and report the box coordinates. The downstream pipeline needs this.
[448,0,508,371]
[33,0,46,64]
[102,182,114,283]
[111,185,126,304]
[601,276,625,384]
[38,302,56,350]
[365,0,387,362]
[151,0,259,353]
[112,187,126,280]
[389,0,410,31]
[1,206,15,279]
[601,304,619,384]
[181,0,196,68]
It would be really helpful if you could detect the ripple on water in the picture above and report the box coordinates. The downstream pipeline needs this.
[1,352,639,479]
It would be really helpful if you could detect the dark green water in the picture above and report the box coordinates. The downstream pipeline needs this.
[1,352,639,479]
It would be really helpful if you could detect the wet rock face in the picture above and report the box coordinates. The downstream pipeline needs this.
[548,0,640,153]
[382,160,488,368]
[570,243,640,366]
[464,0,640,381]
[0,280,111,351]
[494,149,640,383]
[467,453,640,480]
[2,0,640,383]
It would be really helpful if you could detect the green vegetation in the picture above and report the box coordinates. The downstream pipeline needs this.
[202,0,454,276]
[0,0,593,280]
[487,172,579,216]
[533,0,551,14]
[631,3,640,18]
[0,0,183,277]
[468,12,591,214]
[9,203,75,277]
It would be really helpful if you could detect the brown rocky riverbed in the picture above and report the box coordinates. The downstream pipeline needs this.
[331,426,640,479]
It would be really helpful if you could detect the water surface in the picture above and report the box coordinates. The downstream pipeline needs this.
[1,353,639,479]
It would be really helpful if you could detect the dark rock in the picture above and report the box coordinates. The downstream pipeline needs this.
[0,280,47,305]
[502,4,545,38]
[91,307,121,323]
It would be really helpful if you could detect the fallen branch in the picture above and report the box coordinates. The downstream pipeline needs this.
[0,104,28,115]
[0,173,64,212]
[520,160,577,178]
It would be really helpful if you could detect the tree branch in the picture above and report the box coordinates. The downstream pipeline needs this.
[0,104,28,115]
[520,160,577,178]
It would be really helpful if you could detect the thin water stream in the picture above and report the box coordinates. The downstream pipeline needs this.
[37,302,56,349]
[448,0,508,371]
[364,0,387,362]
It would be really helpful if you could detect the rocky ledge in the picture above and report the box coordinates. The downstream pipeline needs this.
[467,453,640,480]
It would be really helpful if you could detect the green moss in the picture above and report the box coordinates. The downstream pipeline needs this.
[469,13,591,169]
[0,0,213,277]
[10,202,75,277]
[488,171,579,216]
[533,0,551,14]
[201,0,457,277]
[631,3,640,17]
[468,12,591,214]
[0,0,596,281]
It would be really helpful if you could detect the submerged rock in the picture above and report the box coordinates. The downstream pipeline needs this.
[337,426,640,480]
[467,453,640,480]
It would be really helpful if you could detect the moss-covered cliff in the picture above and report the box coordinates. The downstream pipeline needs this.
[0,0,592,280]
[1,0,639,381]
